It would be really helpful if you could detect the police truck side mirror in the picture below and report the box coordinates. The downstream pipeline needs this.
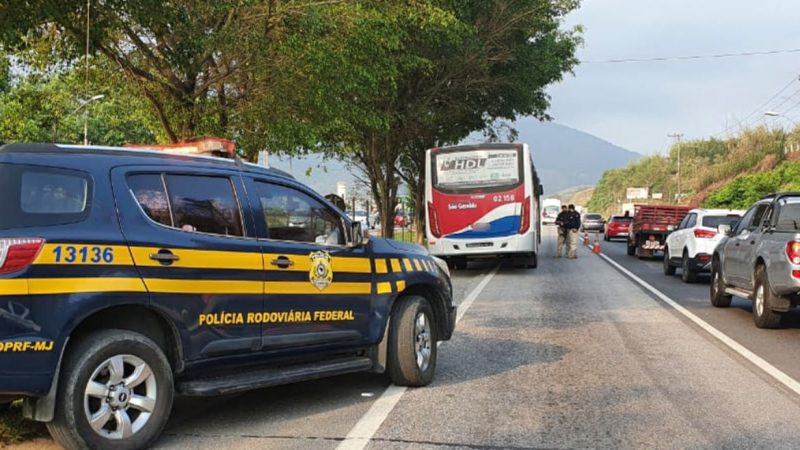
[718,224,731,236]
[348,221,367,248]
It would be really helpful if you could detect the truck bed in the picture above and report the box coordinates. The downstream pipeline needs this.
[632,204,690,232]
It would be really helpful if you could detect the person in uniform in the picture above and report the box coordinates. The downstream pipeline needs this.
[566,204,581,259]
[555,205,569,257]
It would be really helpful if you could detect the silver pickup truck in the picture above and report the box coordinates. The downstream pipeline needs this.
[711,193,800,328]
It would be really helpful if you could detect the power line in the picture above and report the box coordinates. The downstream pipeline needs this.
[713,73,800,137]
[581,48,800,64]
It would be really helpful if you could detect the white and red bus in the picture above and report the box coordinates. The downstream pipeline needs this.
[425,143,543,269]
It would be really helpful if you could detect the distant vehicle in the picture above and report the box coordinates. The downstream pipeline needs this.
[350,210,369,226]
[663,208,743,283]
[425,143,543,270]
[541,198,561,225]
[627,204,690,258]
[711,193,800,328]
[604,215,632,241]
[394,213,409,227]
[581,213,605,232]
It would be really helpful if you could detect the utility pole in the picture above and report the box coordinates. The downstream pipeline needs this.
[667,133,684,202]
[84,0,91,145]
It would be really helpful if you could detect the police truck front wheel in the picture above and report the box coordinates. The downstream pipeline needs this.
[47,330,174,450]
[388,296,437,387]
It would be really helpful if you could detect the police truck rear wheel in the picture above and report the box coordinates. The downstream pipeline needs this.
[47,330,173,450]
[388,296,437,387]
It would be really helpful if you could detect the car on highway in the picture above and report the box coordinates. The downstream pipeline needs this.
[580,213,605,233]
[349,209,370,227]
[0,143,456,449]
[604,215,632,241]
[711,193,800,328]
[663,208,743,283]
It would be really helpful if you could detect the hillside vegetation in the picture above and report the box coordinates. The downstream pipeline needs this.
[587,126,800,216]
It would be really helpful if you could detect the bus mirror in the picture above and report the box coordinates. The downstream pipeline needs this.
[538,184,544,195]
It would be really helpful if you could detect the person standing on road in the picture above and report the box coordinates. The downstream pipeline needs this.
[555,205,569,257]
[566,204,581,259]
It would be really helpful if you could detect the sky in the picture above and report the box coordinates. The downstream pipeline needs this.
[546,0,800,155]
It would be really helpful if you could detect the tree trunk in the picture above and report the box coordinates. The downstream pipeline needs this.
[357,135,398,240]
[413,171,425,245]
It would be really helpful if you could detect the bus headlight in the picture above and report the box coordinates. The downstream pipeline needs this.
[432,256,450,278]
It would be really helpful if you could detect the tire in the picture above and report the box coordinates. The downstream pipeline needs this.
[528,252,538,269]
[752,266,784,329]
[387,296,437,387]
[710,261,732,307]
[681,251,698,283]
[663,247,676,276]
[47,329,174,450]
[627,239,636,256]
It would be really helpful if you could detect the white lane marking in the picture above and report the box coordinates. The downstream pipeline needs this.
[597,251,800,397]
[337,265,501,450]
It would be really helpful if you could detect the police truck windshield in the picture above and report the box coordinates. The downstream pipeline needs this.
[433,148,521,193]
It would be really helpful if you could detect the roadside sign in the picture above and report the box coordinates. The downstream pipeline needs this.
[626,187,649,200]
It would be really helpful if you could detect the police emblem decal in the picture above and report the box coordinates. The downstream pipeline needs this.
[309,251,333,291]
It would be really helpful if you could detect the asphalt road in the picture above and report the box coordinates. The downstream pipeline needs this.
[15,228,800,449]
[599,233,800,383]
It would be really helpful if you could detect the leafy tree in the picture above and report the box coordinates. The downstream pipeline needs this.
[393,0,582,242]
[0,64,159,145]
[2,1,344,148]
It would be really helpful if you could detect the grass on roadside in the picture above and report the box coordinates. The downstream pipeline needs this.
[391,228,420,244]
[0,401,48,445]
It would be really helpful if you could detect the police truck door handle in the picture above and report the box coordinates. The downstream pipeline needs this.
[149,250,180,265]
[271,257,294,269]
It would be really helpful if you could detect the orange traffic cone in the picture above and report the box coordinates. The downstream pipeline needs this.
[592,239,601,254]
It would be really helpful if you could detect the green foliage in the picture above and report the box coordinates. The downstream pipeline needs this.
[0,65,160,145]
[704,163,800,209]
[587,126,794,215]
[0,401,48,445]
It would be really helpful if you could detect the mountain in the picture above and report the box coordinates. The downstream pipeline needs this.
[268,118,641,198]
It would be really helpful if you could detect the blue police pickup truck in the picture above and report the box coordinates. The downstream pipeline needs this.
[0,143,456,449]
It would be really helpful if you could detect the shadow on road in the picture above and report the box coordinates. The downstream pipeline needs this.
[435,332,568,387]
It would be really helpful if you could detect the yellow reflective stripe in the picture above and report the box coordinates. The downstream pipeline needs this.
[35,244,134,266]
[0,279,29,296]
[1,278,372,296]
[396,280,407,293]
[403,258,414,272]
[144,279,262,295]
[263,254,371,273]
[414,259,423,271]
[0,278,146,296]
[266,282,371,295]
[423,259,432,272]
[376,282,393,294]
[332,257,372,273]
[374,259,388,274]
[390,259,402,273]
[132,248,261,270]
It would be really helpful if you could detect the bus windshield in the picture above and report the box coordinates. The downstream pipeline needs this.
[433,148,521,192]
